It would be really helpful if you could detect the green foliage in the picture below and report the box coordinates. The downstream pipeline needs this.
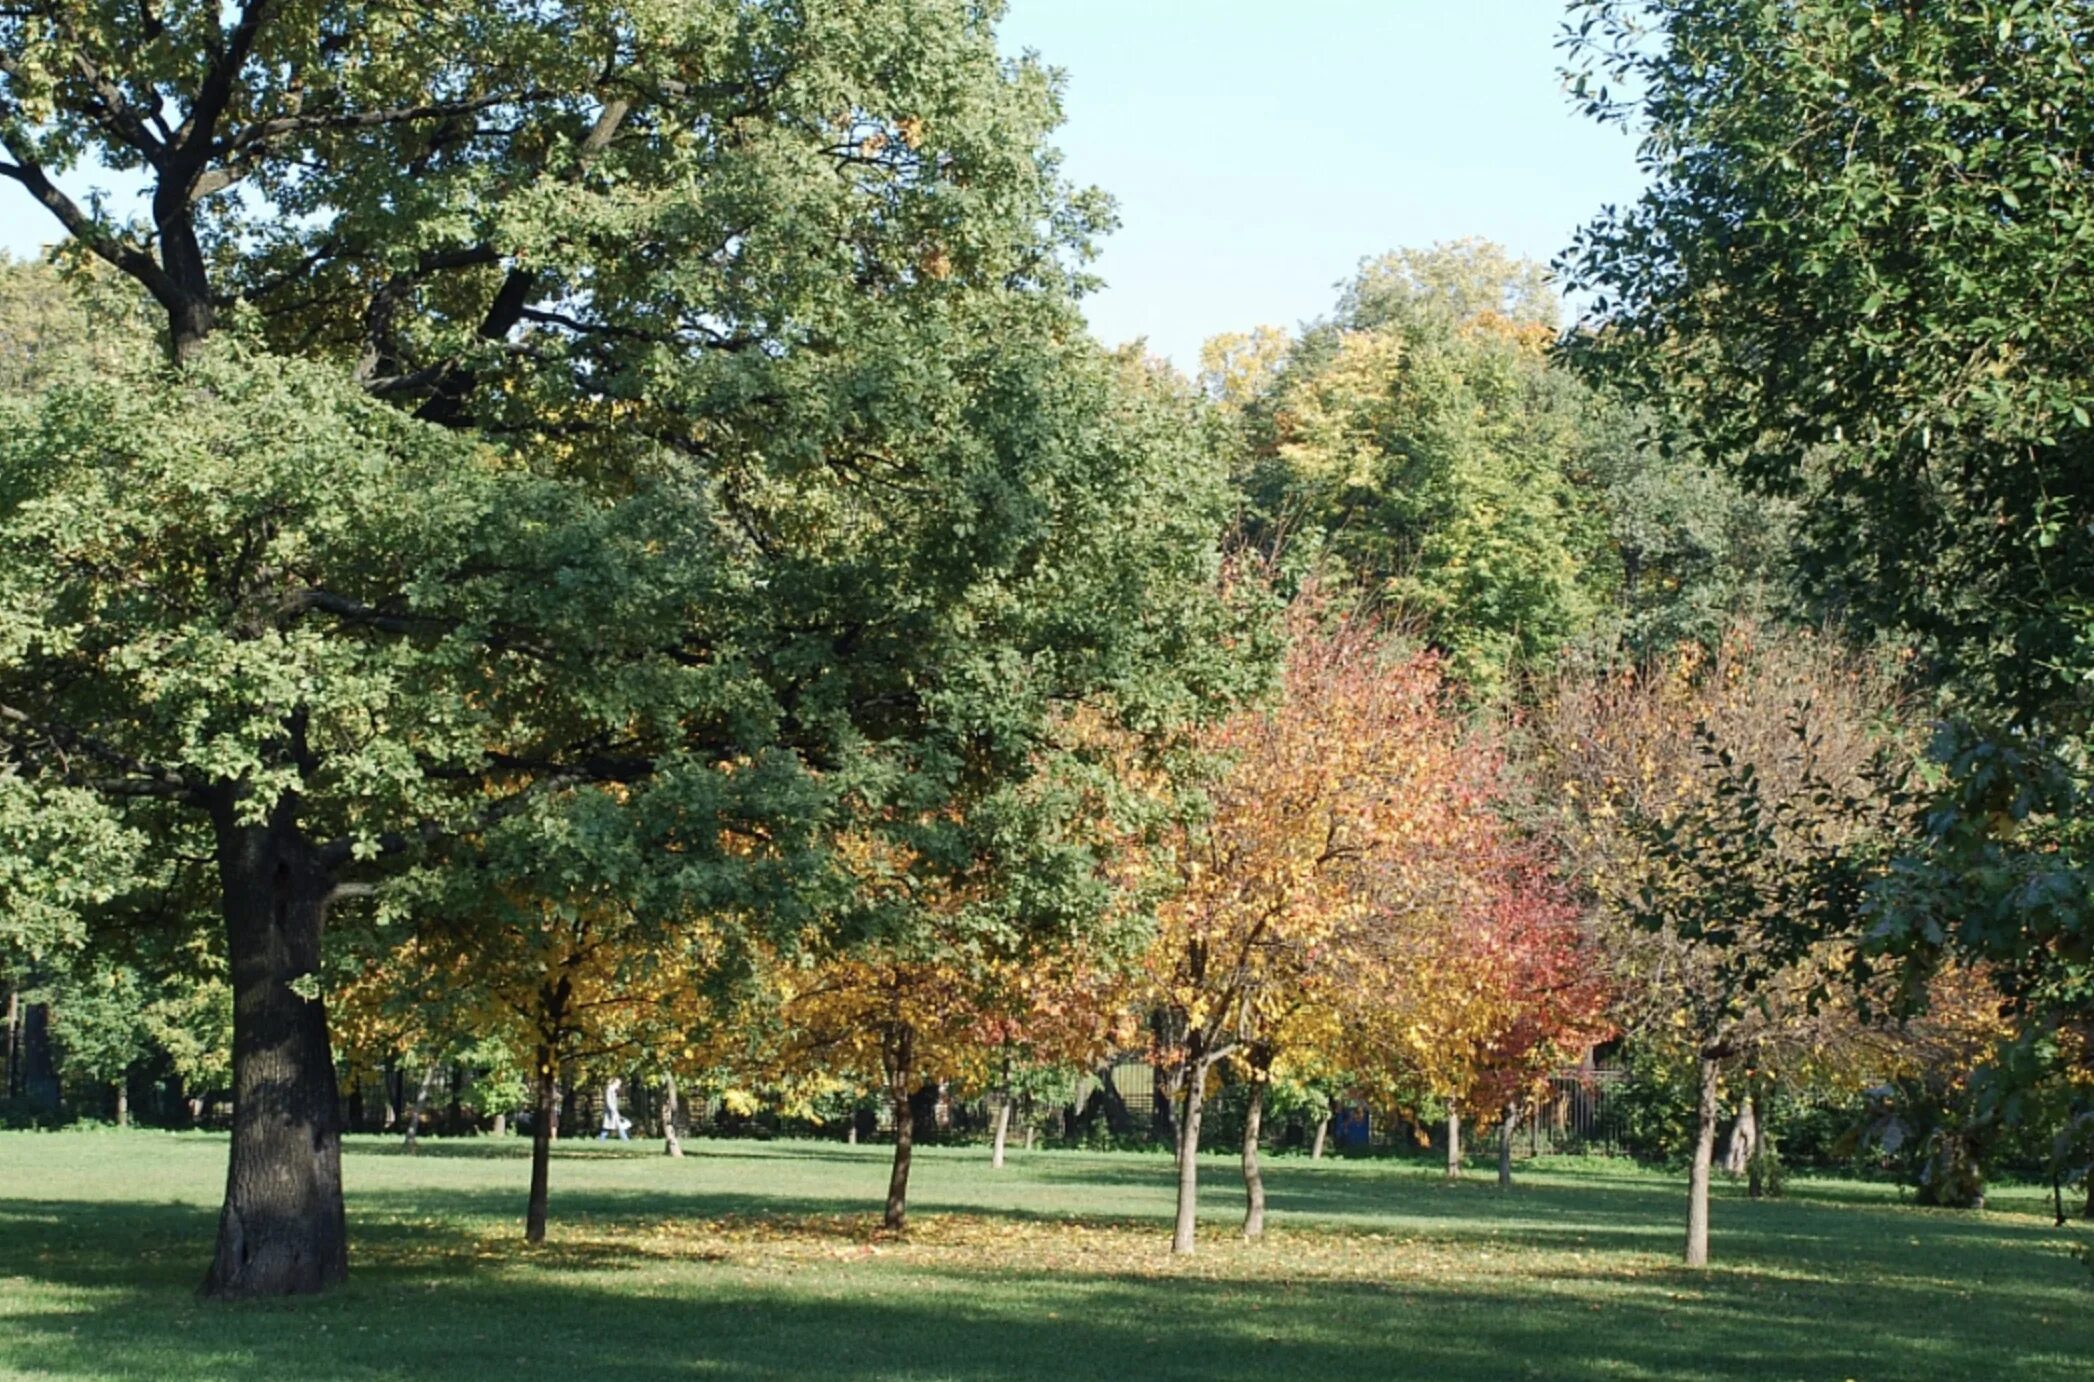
[1217,240,1784,688]
[1563,0,2094,1043]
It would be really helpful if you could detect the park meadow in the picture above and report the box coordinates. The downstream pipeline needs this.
[6,0,2094,1377]
[4,1130,2091,1380]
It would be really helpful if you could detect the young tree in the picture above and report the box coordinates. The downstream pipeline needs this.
[1148,596,1491,1252]
[1540,624,1907,1264]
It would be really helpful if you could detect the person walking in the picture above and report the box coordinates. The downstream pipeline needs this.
[599,1077,631,1142]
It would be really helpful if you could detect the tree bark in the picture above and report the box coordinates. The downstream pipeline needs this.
[1240,1077,1267,1241]
[1446,1109,1461,1179]
[1311,1112,1330,1160]
[201,806,348,1299]
[991,1089,1013,1169]
[1685,1053,1721,1268]
[491,1112,506,1138]
[404,1061,435,1152]
[114,1081,130,1129]
[1498,1106,1516,1190]
[526,1043,557,1243]
[1724,1092,1758,1178]
[1744,1083,1768,1199]
[883,1024,916,1232]
[2,986,17,1099]
[1171,1060,1207,1255]
[662,1071,684,1158]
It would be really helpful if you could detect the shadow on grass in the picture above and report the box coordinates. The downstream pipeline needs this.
[0,1191,2087,1381]
[5,1138,2090,1382]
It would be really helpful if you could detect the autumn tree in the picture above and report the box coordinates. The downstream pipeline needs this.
[1540,624,1909,1265]
[1148,594,1495,1251]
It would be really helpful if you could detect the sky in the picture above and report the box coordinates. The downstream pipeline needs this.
[998,0,1647,364]
[0,0,1645,368]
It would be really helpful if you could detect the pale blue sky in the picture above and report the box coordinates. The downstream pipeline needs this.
[999,0,1645,363]
[0,1,1641,366]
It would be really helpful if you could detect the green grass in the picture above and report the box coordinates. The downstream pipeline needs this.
[1,1131,2087,1380]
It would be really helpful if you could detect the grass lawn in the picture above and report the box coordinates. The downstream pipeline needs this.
[1,1131,2088,1380]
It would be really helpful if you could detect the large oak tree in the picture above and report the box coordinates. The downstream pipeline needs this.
[0,0,1252,1296]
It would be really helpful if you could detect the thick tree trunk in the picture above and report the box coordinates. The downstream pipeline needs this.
[1498,1106,1517,1190]
[884,1025,916,1232]
[1240,1078,1267,1241]
[404,1062,435,1152]
[1446,1110,1461,1179]
[526,1044,557,1243]
[1685,1054,1721,1268]
[491,1112,507,1138]
[662,1072,684,1158]
[201,809,348,1299]
[1171,1062,1207,1255]
[991,1089,1013,1170]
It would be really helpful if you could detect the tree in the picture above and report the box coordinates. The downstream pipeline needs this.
[1563,0,2094,1105]
[1225,244,1608,686]
[1539,623,1908,1264]
[1,2,1257,1296]
[1147,593,1495,1252]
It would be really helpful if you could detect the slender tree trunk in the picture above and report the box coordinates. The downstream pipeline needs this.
[1744,1083,1768,1199]
[381,1059,398,1130]
[662,1071,684,1158]
[1171,1059,1207,1255]
[1153,1056,1183,1152]
[201,806,348,1299]
[1311,1112,1330,1160]
[526,1043,557,1243]
[1724,1093,1757,1178]
[1498,1106,1517,1190]
[884,1025,916,1232]
[991,1089,1013,1169]
[114,1081,130,1129]
[404,1062,435,1152]
[1685,1053,1721,1268]
[846,1119,857,1145]
[2,986,17,1099]
[1024,1117,1037,1151]
[1240,1077,1267,1241]
[1446,1110,1461,1179]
